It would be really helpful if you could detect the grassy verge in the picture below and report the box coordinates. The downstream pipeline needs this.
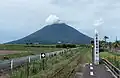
[10,49,76,78]
[83,48,92,63]
[10,48,89,78]
[100,52,120,69]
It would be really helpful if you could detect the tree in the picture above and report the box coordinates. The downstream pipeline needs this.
[104,36,109,48]
[113,41,119,52]
[104,36,109,43]
[108,42,112,50]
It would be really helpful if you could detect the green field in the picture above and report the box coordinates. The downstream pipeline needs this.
[0,44,58,51]
[0,44,63,60]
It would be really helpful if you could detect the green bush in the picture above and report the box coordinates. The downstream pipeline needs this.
[56,44,76,48]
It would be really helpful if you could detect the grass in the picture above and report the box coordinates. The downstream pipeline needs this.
[100,52,120,69]
[0,44,62,52]
[10,49,77,78]
[83,48,92,63]
[0,44,56,51]
[0,44,63,60]
[100,52,120,59]
[10,47,91,78]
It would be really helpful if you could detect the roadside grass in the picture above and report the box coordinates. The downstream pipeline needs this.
[10,47,90,78]
[83,48,92,63]
[10,48,79,78]
[31,47,92,78]
[100,52,120,69]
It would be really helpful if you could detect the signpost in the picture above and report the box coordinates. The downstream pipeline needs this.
[41,53,46,70]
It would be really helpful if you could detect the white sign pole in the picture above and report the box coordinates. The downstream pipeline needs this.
[94,29,99,65]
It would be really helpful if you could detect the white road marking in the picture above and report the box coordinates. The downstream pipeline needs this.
[90,67,93,70]
[90,71,94,76]
[90,63,92,66]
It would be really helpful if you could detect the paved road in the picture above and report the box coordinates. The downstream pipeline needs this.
[75,63,115,78]
[82,63,115,78]
[0,48,77,72]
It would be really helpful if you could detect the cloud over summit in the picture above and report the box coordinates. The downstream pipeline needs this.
[45,14,61,24]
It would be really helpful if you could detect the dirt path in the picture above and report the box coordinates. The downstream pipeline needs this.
[0,50,20,55]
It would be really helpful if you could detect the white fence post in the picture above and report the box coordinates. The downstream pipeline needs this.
[28,57,31,63]
[40,54,41,60]
[11,60,13,70]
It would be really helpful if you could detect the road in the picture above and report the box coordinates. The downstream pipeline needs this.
[0,48,77,72]
[75,63,115,78]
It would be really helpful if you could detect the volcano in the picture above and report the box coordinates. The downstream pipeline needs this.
[8,23,92,44]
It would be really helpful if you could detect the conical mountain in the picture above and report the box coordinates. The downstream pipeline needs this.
[8,23,92,44]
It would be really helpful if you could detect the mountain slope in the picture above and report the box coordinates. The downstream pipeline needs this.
[8,23,92,44]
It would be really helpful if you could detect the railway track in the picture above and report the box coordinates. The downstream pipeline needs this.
[50,51,82,78]
[66,58,81,78]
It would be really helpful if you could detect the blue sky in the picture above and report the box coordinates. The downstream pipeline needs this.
[0,0,120,43]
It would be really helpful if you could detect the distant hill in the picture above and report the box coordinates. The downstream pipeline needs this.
[7,23,92,44]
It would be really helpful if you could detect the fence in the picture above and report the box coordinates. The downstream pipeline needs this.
[102,58,120,78]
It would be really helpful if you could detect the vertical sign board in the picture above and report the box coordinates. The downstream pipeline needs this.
[94,29,99,65]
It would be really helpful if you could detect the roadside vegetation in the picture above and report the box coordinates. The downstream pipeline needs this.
[0,44,63,60]
[0,44,92,78]
[98,36,120,69]
[100,52,120,69]
[0,44,79,60]
[9,47,91,78]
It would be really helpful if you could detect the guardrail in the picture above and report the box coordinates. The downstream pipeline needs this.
[102,58,120,78]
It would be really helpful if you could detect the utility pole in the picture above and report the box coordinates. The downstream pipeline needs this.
[116,36,118,42]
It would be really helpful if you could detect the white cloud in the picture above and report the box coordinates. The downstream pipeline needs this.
[93,18,104,27]
[45,14,61,24]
